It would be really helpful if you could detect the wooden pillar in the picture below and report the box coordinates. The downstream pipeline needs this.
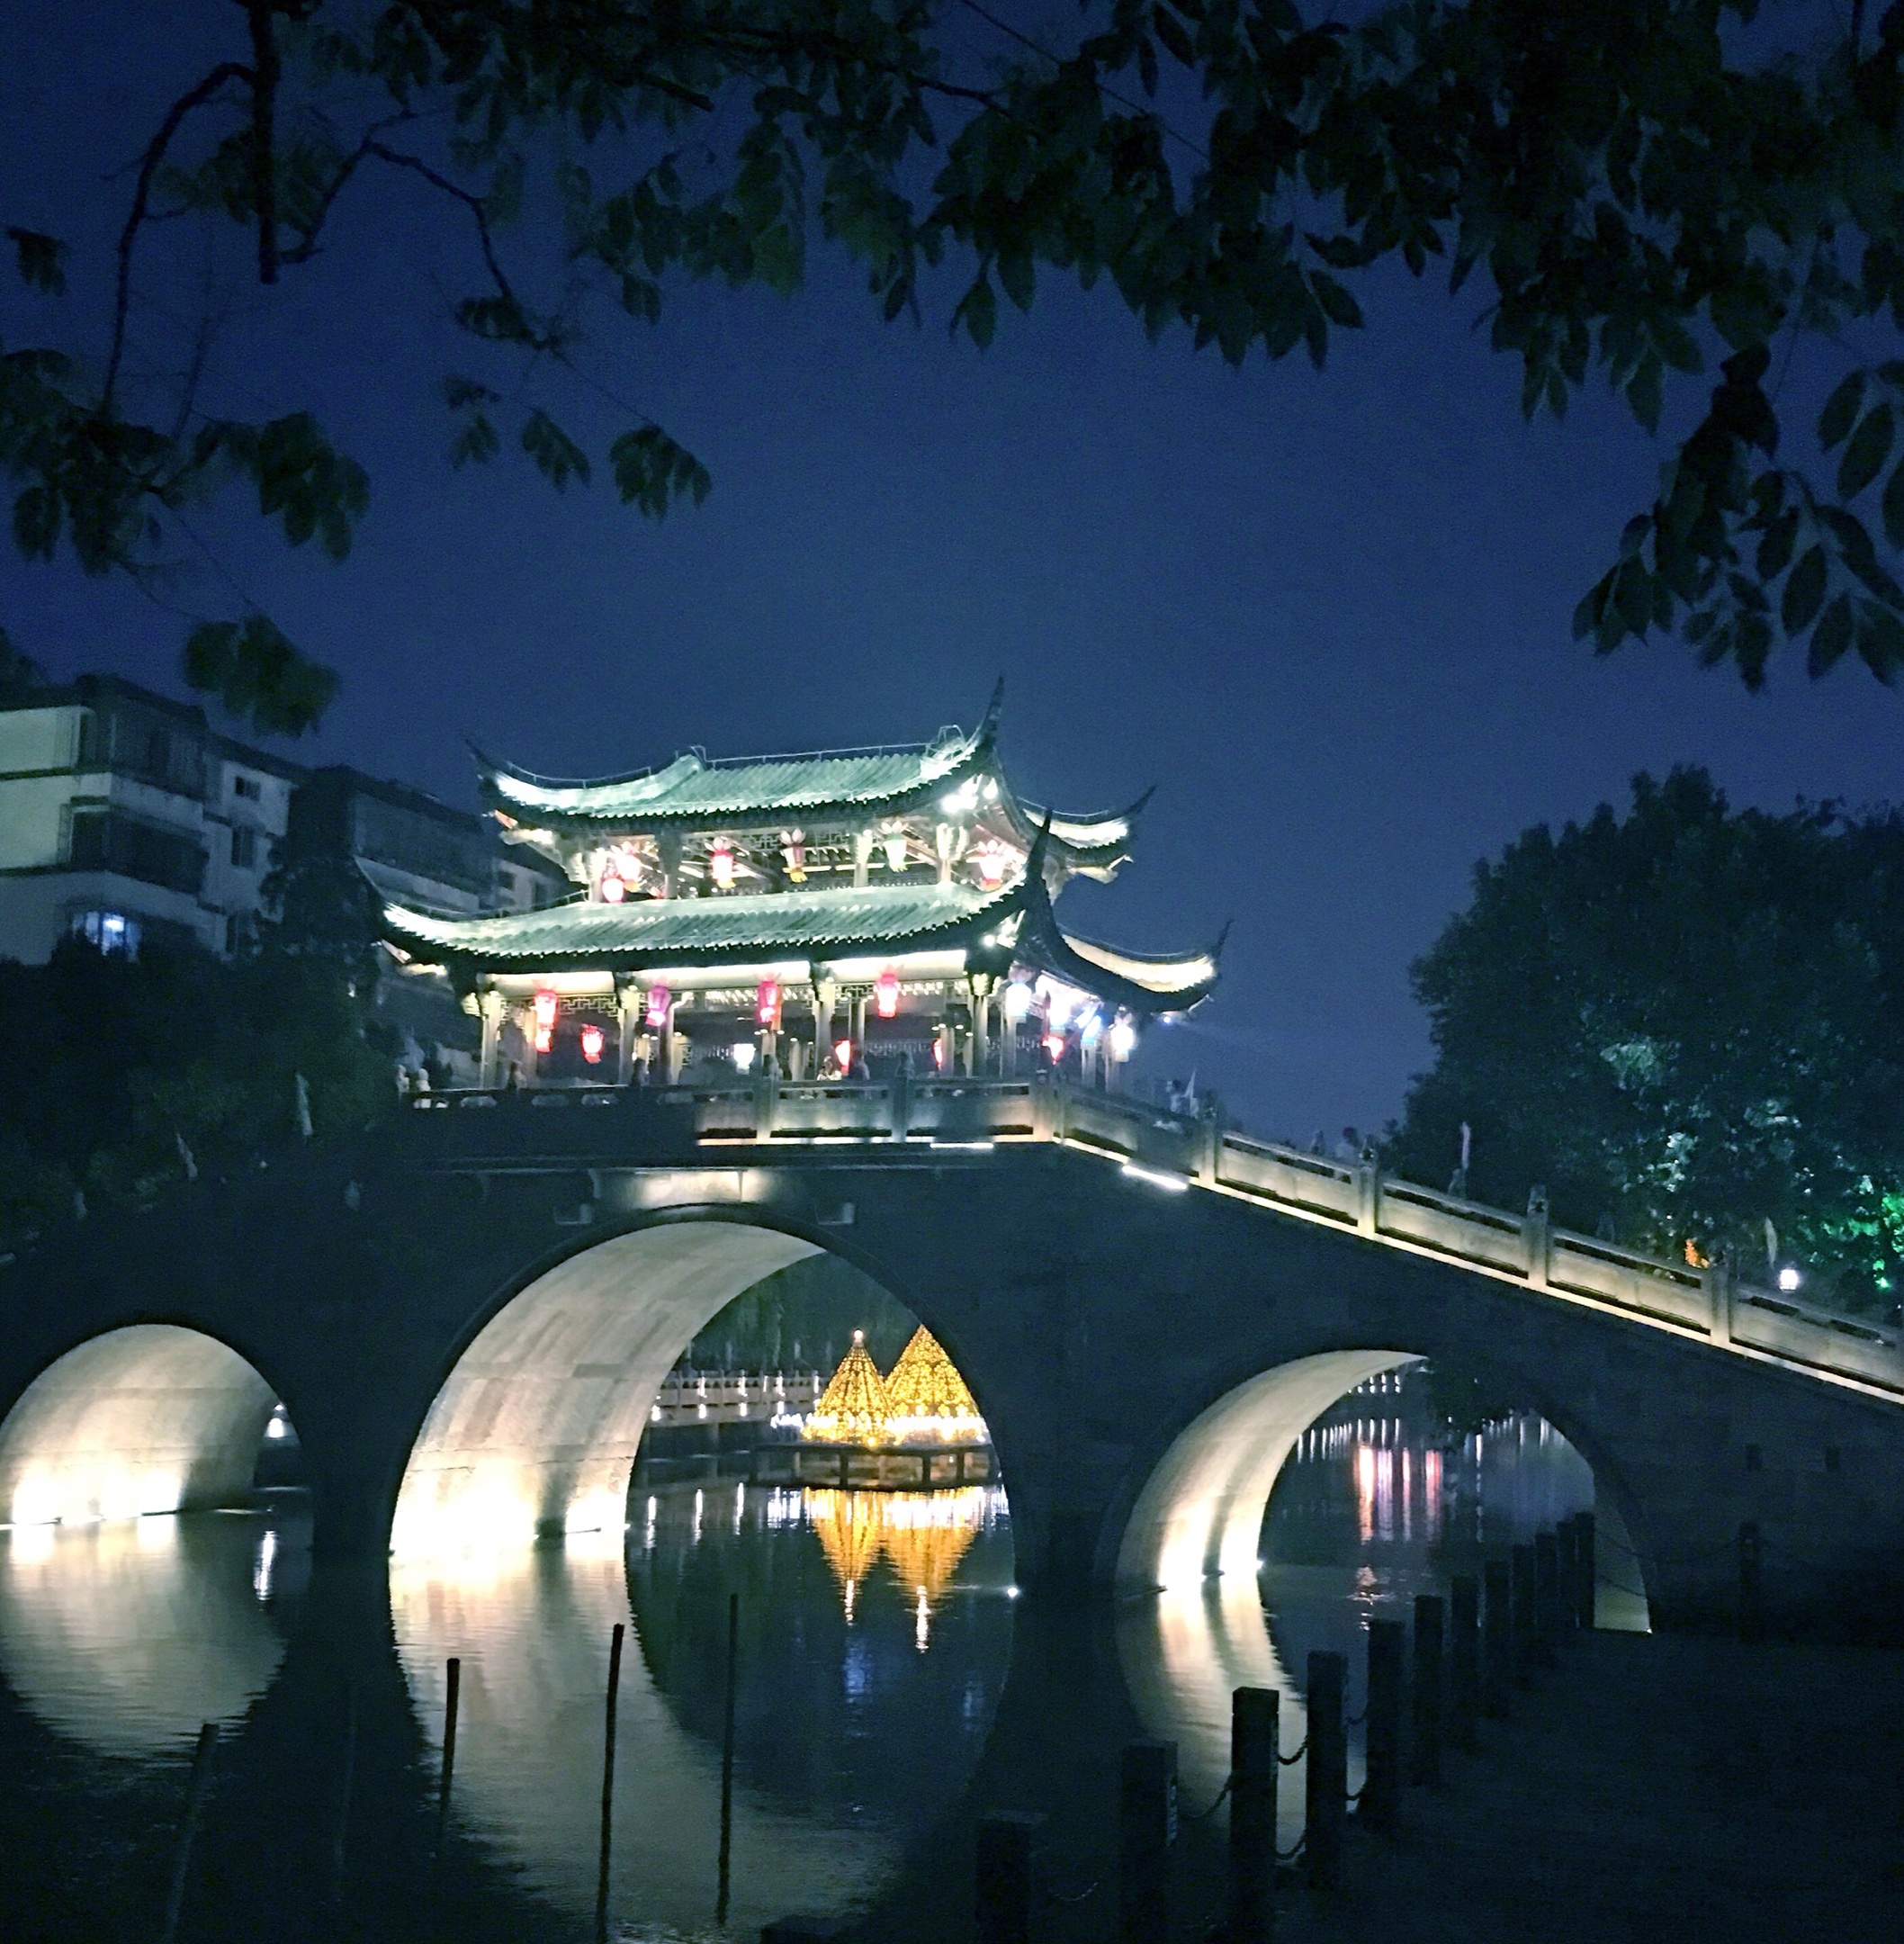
[970,976,990,1076]
[518,1002,540,1085]
[615,985,640,1085]
[852,829,873,889]
[478,988,504,1088]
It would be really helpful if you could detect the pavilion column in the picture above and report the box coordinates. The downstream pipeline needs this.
[969,976,990,1076]
[477,987,505,1089]
[518,1003,539,1085]
[615,983,641,1084]
[813,976,837,1070]
[853,829,873,889]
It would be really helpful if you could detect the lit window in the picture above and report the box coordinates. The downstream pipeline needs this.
[68,909,142,958]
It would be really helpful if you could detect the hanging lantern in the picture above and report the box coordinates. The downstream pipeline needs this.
[756,976,781,1028]
[1108,1018,1136,1061]
[533,990,559,1032]
[579,1022,606,1065]
[1002,979,1034,1023]
[932,1030,949,1071]
[834,1038,854,1075]
[598,862,626,904]
[710,842,736,891]
[1078,1009,1103,1047]
[646,984,672,1030]
[534,1025,552,1056]
[782,830,806,883]
[883,830,908,873]
[1040,979,1075,1031]
[874,968,900,1019]
[1042,1030,1066,1063]
[972,841,1010,890]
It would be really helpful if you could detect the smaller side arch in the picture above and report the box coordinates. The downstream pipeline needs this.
[1116,1350,1420,1591]
[0,1324,277,1526]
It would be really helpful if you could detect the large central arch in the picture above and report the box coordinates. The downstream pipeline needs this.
[391,1219,822,1556]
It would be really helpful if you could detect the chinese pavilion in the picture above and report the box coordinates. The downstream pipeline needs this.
[379,688,1219,1087]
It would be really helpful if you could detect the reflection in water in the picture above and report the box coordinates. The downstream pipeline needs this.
[0,1508,307,1758]
[391,1482,1013,1938]
[1118,1405,1605,1844]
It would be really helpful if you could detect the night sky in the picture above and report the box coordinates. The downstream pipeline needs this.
[5,4,1900,1147]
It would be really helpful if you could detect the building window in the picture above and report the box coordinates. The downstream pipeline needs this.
[64,807,208,895]
[230,825,257,869]
[233,774,262,802]
[68,909,143,958]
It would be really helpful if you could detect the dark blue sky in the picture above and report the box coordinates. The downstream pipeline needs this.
[6,4,1900,1146]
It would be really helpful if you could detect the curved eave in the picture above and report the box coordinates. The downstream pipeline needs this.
[1005,786,1152,877]
[474,732,999,837]
[1011,859,1217,1017]
[379,879,1029,978]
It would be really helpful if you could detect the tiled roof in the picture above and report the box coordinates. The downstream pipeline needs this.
[382,878,1023,966]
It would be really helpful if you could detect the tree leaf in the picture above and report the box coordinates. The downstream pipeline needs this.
[1311,271,1362,328]
[1782,544,1828,634]
[520,409,591,491]
[1819,371,1867,452]
[1884,456,1904,550]
[608,424,712,518]
[1837,403,1894,500]
[5,227,67,295]
[182,615,337,736]
[1855,602,1904,684]
[1808,591,1855,677]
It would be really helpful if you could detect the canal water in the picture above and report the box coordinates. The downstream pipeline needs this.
[0,1391,1604,1942]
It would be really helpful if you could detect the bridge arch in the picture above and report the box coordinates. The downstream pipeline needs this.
[0,1323,281,1530]
[1109,1344,1651,1620]
[389,1208,983,1559]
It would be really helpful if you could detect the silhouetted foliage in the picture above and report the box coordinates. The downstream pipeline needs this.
[10,3,1904,727]
[1389,767,1904,1315]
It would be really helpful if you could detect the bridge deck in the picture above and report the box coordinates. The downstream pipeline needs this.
[402,1075,1904,1408]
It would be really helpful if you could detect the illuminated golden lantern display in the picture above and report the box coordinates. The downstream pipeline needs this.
[807,1488,885,1596]
[882,1327,986,1444]
[802,1332,893,1446]
[878,1488,985,1599]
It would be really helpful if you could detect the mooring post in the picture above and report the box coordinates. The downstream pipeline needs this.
[158,1721,219,1944]
[1228,1687,1279,1943]
[1574,1512,1597,1630]
[1534,1531,1560,1668]
[1449,1577,1480,1751]
[1359,1619,1406,1837]
[975,1810,1044,1944]
[436,1657,461,1857]
[1305,1651,1346,1894]
[719,1592,740,1924]
[1482,1560,1512,1719]
[597,1622,625,1941]
[1410,1596,1443,1786]
[1738,1520,1765,1644]
[1119,1740,1177,1944]
[1510,1545,1537,1686]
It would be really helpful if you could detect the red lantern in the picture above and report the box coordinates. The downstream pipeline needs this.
[533,989,559,1032]
[1042,1031,1066,1063]
[874,968,900,1019]
[710,842,736,891]
[833,1038,853,1075]
[579,1023,605,1065]
[756,977,781,1028]
[646,985,671,1030]
[599,866,625,904]
[534,1026,553,1056]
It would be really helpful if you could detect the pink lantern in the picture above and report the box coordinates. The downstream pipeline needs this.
[874,968,900,1019]
[756,977,781,1028]
[599,866,625,904]
[972,841,1010,889]
[1042,1031,1066,1063]
[833,1038,853,1075]
[646,985,671,1030]
[533,990,559,1032]
[534,1026,552,1056]
[710,842,736,891]
[579,1023,605,1065]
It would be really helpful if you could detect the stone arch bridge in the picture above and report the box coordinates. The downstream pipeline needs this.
[3,1076,1900,1633]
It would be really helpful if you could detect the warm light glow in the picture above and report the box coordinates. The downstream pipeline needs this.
[875,968,900,1019]
[971,841,1010,889]
[833,1038,854,1074]
[1122,1162,1190,1193]
[732,1041,757,1074]
[710,842,736,891]
[939,779,979,816]
[646,985,671,1030]
[579,1023,605,1064]
[882,1326,987,1444]
[1002,980,1033,1022]
[1078,1009,1103,1047]
[1109,1019,1137,1060]
[1041,1031,1066,1062]
[534,1026,552,1055]
[599,867,625,904]
[883,831,908,872]
[757,976,781,1028]
[803,1332,894,1445]
[1778,1264,1801,1292]
[533,989,559,1031]
[1039,977,1075,1030]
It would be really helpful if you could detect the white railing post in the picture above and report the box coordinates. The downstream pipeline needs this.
[1524,1185,1550,1291]
[1356,1159,1379,1237]
[1705,1249,1732,1346]
[1200,1108,1221,1187]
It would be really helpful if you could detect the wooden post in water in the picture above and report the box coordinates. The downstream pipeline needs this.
[1738,1520,1765,1644]
[1534,1531,1561,1668]
[436,1658,461,1856]
[1228,1687,1279,1944]
[1304,1651,1347,1894]
[158,1722,219,1944]
[718,1592,739,1924]
[1574,1512,1597,1629]
[1449,1577,1480,1752]
[975,1810,1044,1944]
[1118,1740,1177,1944]
[1482,1560,1512,1720]
[1510,1545,1537,1686]
[1360,1620,1406,1836]
[1409,1596,1443,1786]
[596,1622,625,1941]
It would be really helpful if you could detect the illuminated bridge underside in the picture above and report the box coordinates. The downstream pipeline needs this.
[1117,1351,1420,1591]
[0,1324,274,1528]
[391,1225,816,1556]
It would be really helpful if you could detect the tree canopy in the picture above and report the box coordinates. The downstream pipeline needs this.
[8,1,1904,729]
[1388,766,1904,1316]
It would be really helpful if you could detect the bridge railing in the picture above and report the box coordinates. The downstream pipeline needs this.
[401,1076,1904,1398]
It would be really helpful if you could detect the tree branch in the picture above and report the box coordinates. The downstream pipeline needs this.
[363,142,524,319]
[103,63,252,412]
[246,1,281,285]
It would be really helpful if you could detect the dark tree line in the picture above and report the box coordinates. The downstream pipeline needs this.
[1388,766,1904,1316]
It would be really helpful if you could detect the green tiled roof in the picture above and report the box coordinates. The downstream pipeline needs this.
[483,741,982,827]
[382,878,1024,968]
